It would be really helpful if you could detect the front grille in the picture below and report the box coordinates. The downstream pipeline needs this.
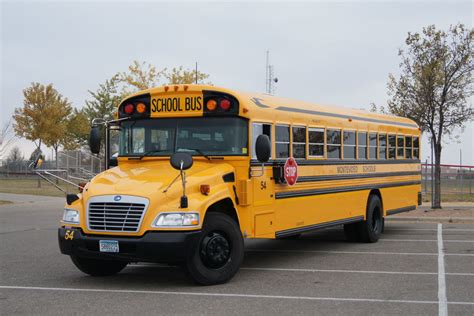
[87,202,146,232]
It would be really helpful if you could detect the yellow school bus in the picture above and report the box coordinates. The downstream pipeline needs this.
[58,84,421,285]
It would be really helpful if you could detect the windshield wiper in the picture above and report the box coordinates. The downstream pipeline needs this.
[137,149,170,160]
[177,148,211,161]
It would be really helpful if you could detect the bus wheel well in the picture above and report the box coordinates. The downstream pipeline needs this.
[205,198,239,227]
[368,189,383,215]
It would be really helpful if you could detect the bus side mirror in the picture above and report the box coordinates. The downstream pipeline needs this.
[170,153,193,170]
[89,126,101,154]
[255,134,271,163]
[170,153,193,209]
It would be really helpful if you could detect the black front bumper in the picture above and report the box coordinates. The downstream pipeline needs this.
[58,227,201,263]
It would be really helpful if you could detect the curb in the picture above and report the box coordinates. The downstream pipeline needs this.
[386,216,474,224]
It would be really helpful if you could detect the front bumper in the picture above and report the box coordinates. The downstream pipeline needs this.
[58,227,201,263]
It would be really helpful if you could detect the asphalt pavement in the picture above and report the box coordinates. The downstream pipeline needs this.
[0,193,473,315]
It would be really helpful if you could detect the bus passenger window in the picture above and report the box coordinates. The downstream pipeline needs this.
[413,137,420,159]
[327,129,341,159]
[343,131,356,159]
[388,135,396,159]
[309,128,324,157]
[252,123,272,159]
[292,126,306,159]
[405,136,413,159]
[358,132,367,159]
[379,134,387,159]
[397,136,404,158]
[276,125,290,159]
[369,133,378,159]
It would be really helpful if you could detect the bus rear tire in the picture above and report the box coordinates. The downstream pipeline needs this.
[358,195,383,243]
[185,213,244,285]
[70,256,127,276]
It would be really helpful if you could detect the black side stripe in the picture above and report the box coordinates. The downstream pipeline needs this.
[298,171,421,183]
[275,106,418,128]
[386,205,416,216]
[250,159,421,166]
[276,216,364,238]
[275,180,421,199]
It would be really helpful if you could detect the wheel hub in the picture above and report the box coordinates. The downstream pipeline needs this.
[200,232,231,269]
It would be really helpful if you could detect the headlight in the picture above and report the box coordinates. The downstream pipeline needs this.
[62,209,80,224]
[152,212,199,227]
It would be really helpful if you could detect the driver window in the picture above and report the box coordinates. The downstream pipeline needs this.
[252,122,272,159]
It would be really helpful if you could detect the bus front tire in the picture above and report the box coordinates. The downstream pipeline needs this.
[358,195,383,243]
[185,213,244,285]
[70,256,127,276]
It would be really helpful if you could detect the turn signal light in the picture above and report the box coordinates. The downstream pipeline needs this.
[136,102,146,113]
[200,184,210,195]
[124,103,134,114]
[219,99,231,110]
[206,99,217,111]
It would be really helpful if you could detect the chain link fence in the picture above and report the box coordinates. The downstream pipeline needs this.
[421,163,473,200]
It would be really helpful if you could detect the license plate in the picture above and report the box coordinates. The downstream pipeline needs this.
[99,240,119,253]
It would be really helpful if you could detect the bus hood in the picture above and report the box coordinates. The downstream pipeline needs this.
[83,160,235,203]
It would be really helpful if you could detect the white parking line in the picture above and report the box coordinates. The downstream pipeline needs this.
[380,239,474,243]
[438,224,448,316]
[386,229,474,232]
[0,285,473,306]
[245,249,474,257]
[241,267,474,277]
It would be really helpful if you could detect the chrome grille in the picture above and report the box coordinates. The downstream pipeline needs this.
[87,202,146,232]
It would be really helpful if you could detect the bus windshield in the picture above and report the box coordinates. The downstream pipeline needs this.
[119,117,248,157]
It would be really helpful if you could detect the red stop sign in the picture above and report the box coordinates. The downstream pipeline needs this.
[284,157,298,186]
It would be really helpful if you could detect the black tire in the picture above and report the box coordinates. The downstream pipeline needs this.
[358,195,383,243]
[70,256,127,276]
[185,213,244,285]
[343,223,359,242]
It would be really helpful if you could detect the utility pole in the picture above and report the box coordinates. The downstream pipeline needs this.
[265,50,278,95]
[195,62,198,84]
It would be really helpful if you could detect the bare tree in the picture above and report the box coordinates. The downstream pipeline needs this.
[0,120,17,158]
[386,24,473,208]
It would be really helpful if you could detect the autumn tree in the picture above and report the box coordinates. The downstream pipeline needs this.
[116,60,211,96]
[63,109,90,150]
[41,92,72,169]
[13,83,62,151]
[117,61,166,96]
[165,66,210,84]
[386,24,473,208]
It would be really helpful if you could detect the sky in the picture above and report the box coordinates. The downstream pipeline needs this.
[1,0,473,164]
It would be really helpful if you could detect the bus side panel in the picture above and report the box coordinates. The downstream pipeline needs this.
[274,190,368,233]
[380,184,421,216]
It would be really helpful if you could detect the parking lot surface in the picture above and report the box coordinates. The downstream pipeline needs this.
[0,193,473,315]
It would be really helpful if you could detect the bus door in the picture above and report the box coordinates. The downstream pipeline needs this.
[251,123,275,238]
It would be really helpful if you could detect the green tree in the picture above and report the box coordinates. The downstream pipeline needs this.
[83,77,121,123]
[386,24,473,208]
